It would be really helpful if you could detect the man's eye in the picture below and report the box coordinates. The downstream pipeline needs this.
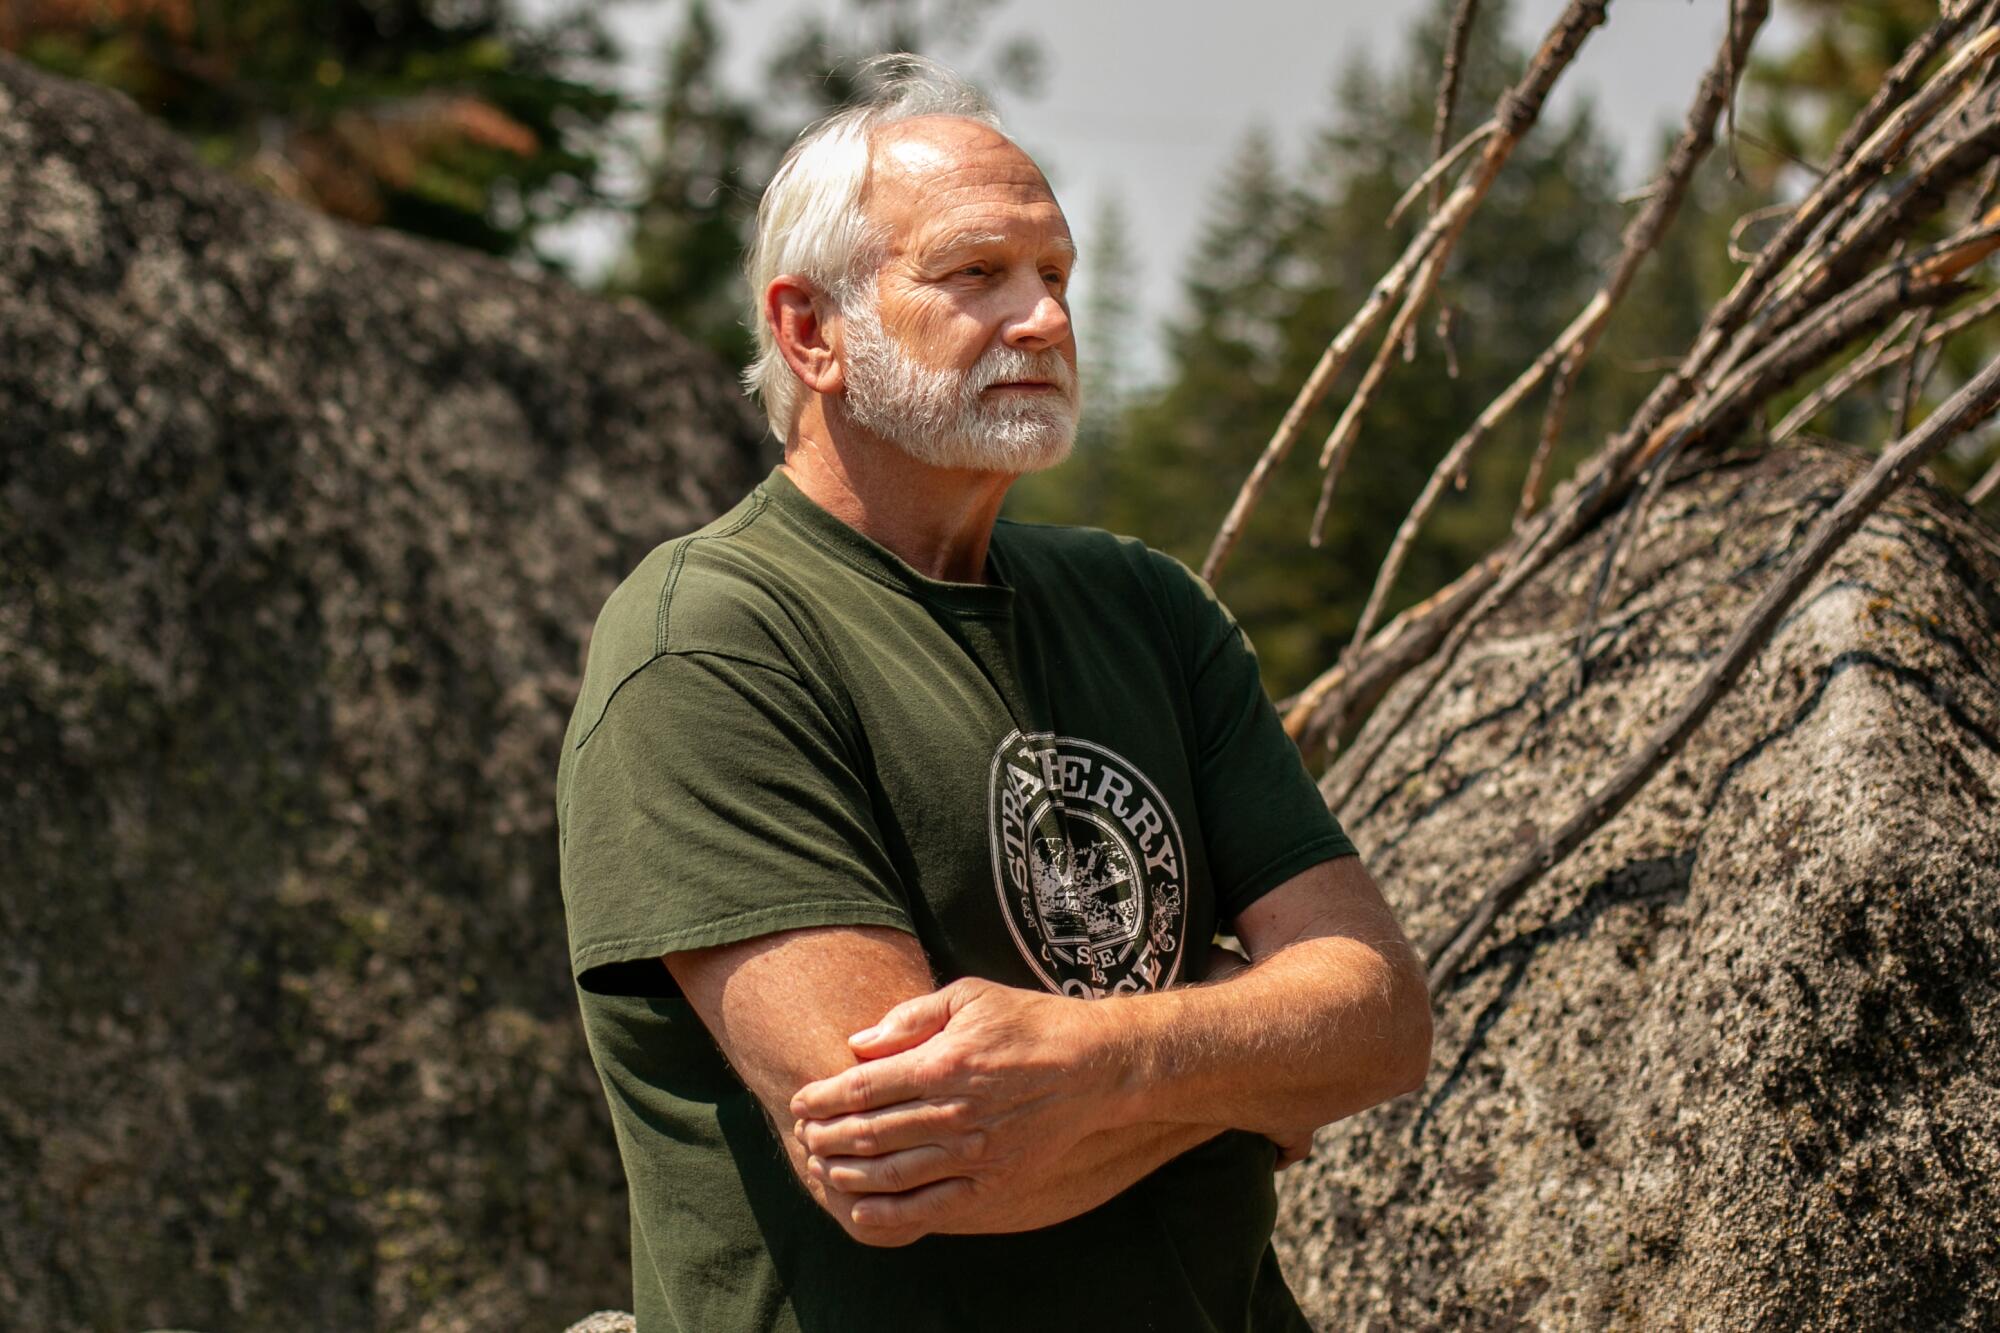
[959,263,993,278]
[1043,269,1068,287]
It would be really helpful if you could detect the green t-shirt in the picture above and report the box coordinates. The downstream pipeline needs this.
[556,464,1357,1332]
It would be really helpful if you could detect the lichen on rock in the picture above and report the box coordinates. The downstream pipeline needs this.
[0,51,765,1331]
[1277,447,2000,1329]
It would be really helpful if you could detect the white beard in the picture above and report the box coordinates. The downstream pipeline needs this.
[838,289,1080,474]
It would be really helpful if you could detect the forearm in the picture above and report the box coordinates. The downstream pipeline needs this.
[924,1118,1225,1236]
[786,896,1426,1246]
[1103,931,1431,1139]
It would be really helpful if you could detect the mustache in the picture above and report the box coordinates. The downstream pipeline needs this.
[963,345,1078,399]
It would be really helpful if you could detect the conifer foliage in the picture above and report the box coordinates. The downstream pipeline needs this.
[1012,0,1650,698]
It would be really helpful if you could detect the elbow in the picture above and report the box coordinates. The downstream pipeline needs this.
[1385,959,1434,1098]
[1304,951,1433,1125]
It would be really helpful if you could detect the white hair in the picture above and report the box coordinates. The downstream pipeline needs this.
[740,54,1011,442]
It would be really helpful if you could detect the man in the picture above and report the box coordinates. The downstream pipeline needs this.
[556,56,1433,1332]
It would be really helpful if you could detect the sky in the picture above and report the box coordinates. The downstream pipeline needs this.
[528,0,1806,383]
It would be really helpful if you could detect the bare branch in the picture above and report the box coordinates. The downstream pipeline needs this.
[1425,352,2000,997]
[1569,436,1684,695]
[1315,0,1771,672]
[1430,0,1484,217]
[1349,310,1591,673]
[1310,233,1462,547]
[1759,94,2000,338]
[1770,310,1922,442]
[1271,6,1998,828]
[1969,155,2000,224]
[1726,201,1795,264]
[1287,549,1511,748]
[1437,302,1462,379]
[1830,2,1991,173]
[1731,126,1827,177]
[1323,213,1996,814]
[1200,197,1452,583]
[1891,306,1939,435]
[1528,0,1772,518]
[1970,451,2000,503]
[1643,228,1982,462]
[1388,119,1498,228]
[1597,21,1999,491]
[1323,485,1579,814]
[1201,0,1612,584]
[1807,286,2000,439]
[1722,0,1745,179]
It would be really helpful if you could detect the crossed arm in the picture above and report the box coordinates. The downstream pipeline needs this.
[663,853,1431,1248]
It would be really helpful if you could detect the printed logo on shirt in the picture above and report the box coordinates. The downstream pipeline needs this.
[987,730,1188,997]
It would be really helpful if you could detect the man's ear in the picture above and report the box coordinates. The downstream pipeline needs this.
[768,276,845,397]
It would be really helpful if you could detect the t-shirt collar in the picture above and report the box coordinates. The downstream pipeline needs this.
[758,464,1017,615]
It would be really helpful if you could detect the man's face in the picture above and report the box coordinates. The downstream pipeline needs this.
[835,117,1081,473]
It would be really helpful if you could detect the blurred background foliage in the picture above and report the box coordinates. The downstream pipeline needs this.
[1,0,627,257]
[8,0,1993,699]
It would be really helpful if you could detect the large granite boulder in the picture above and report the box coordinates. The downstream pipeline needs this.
[1280,446,2000,1329]
[0,53,767,1330]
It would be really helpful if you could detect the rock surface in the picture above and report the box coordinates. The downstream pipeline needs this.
[560,1313,636,1333]
[0,53,767,1330]
[1279,446,2000,1329]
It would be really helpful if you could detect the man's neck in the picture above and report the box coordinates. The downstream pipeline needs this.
[779,412,1014,586]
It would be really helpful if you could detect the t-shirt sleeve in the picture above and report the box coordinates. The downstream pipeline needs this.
[559,650,914,997]
[1152,553,1359,925]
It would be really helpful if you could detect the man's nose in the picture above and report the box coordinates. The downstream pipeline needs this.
[1001,276,1071,353]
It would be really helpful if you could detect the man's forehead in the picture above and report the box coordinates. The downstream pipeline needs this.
[869,115,1036,181]
[864,116,1070,251]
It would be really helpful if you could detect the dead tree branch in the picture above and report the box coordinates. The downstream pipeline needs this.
[1570,435,1686,694]
[1892,306,1939,434]
[1970,451,2000,503]
[1310,233,1462,547]
[1771,310,1923,442]
[1201,0,1611,584]
[1255,7,2000,825]
[1601,21,1998,491]
[1389,119,1498,228]
[1774,287,2000,444]
[1323,211,1995,812]
[1529,0,1770,516]
[1315,0,1771,741]
[1757,98,2000,343]
[1430,0,1484,218]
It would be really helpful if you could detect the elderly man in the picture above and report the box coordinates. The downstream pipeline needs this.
[556,56,1432,1332]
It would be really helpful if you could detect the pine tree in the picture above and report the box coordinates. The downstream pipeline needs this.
[1079,190,1141,456]
[606,1,766,364]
